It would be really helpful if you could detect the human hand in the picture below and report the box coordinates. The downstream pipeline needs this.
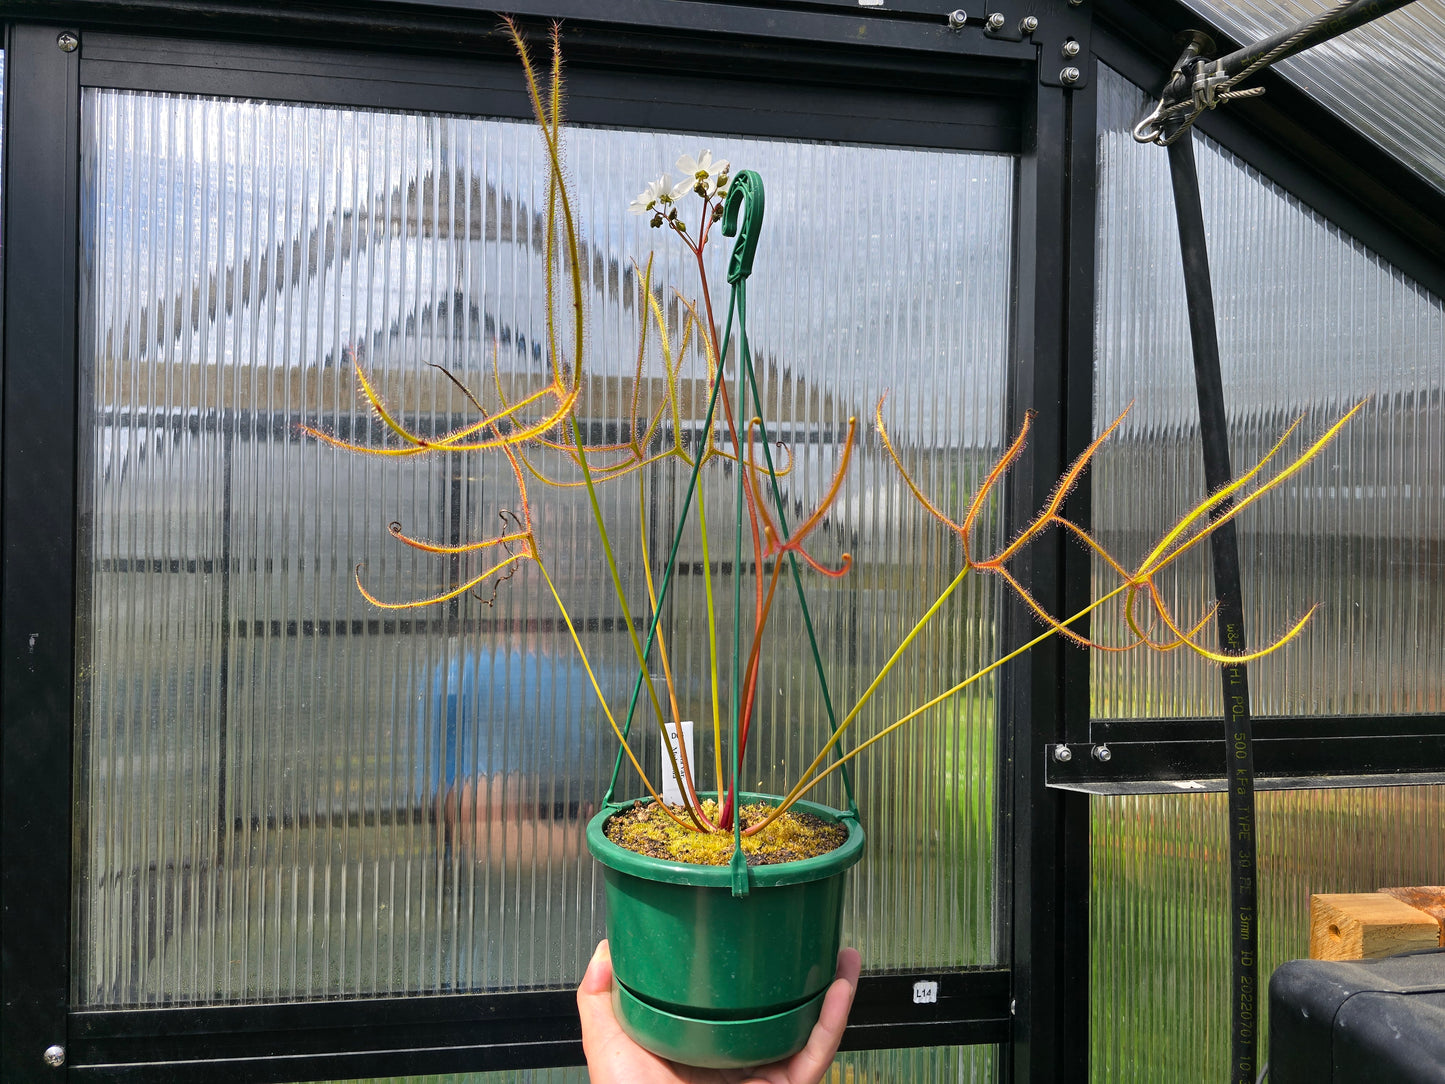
[577,939,861,1084]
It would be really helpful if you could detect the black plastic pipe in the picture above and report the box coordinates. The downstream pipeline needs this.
[1166,134,1261,1084]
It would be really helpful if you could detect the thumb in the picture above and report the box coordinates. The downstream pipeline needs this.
[577,940,630,1062]
[575,942,615,1011]
[579,939,614,999]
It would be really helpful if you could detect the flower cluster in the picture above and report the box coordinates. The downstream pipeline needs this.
[629,150,731,230]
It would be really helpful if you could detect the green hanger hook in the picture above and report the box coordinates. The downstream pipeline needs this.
[722,170,765,284]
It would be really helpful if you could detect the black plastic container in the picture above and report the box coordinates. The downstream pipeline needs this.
[1269,949,1445,1083]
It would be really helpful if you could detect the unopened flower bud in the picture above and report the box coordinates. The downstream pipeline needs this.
[711,204,724,222]
[650,213,664,228]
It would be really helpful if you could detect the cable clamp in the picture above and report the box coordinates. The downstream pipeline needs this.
[1191,59,1229,109]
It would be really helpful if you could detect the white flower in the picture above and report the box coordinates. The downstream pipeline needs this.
[675,150,730,198]
[677,149,728,181]
[628,175,677,215]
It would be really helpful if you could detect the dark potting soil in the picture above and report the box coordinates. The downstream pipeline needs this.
[604,799,847,866]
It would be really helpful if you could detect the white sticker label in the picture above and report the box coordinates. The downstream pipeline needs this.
[912,980,939,1004]
[661,721,695,806]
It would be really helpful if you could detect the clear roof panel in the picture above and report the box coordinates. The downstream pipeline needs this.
[1181,0,1445,194]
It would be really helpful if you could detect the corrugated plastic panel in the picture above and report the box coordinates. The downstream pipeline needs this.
[1091,786,1445,1081]
[1183,0,1445,193]
[1092,63,1445,721]
[1090,60,1445,1084]
[75,88,1015,1006]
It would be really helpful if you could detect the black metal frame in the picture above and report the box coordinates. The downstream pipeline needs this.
[0,5,1055,1081]
[1,0,1442,1081]
[1,18,84,1078]
[67,968,1013,1083]
[994,50,1098,1081]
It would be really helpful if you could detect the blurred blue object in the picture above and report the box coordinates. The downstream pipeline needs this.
[415,641,618,806]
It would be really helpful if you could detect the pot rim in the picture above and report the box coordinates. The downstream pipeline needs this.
[586,791,865,889]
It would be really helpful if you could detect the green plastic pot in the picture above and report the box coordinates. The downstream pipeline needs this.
[585,792,865,1068]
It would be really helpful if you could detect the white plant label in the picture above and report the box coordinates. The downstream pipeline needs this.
[661,721,695,806]
[912,980,939,1005]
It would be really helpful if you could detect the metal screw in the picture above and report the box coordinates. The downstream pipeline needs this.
[1052,744,1073,763]
[1060,66,1081,85]
[1092,744,1112,763]
[1062,37,1081,57]
[43,1046,65,1068]
[947,9,968,30]
[1068,0,1084,6]
[1019,15,1039,33]
[985,12,1005,31]
[57,32,79,52]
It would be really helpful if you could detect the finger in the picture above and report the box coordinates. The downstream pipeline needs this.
[780,947,861,1083]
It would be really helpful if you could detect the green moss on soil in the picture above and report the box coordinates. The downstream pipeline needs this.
[604,799,847,866]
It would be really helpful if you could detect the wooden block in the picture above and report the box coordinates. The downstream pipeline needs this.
[1380,885,1445,946]
[1309,892,1442,960]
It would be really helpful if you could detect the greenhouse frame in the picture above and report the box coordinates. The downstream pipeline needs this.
[0,0,1441,1081]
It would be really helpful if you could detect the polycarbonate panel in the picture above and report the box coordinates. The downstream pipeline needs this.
[313,1046,998,1083]
[1091,786,1445,1081]
[1091,61,1445,1082]
[1092,63,1445,721]
[76,88,1014,1006]
[1182,0,1445,194]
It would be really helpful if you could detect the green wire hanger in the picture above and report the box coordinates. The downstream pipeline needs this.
[600,170,858,898]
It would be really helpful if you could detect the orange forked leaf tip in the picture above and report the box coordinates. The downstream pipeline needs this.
[876,394,962,537]
[786,415,857,547]
[992,405,1128,565]
[786,543,853,579]
[960,410,1033,544]
[385,520,533,557]
[353,550,533,611]
[297,423,431,458]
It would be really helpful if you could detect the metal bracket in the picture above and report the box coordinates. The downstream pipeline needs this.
[1044,730,1445,795]
[940,2,1090,85]
[955,1,1091,87]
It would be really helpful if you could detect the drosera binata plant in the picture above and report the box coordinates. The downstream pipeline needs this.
[302,21,1367,855]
